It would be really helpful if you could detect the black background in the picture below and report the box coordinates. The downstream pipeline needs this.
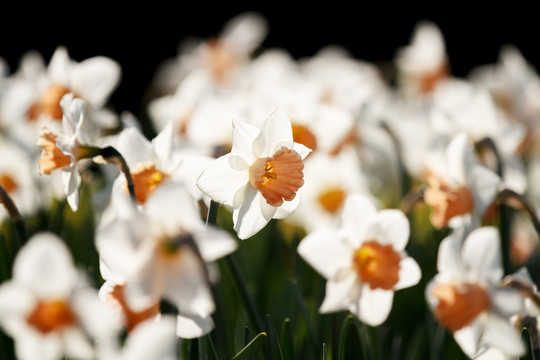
[2,4,539,120]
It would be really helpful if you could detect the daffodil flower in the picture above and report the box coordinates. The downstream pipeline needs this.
[197,107,311,239]
[297,193,421,326]
[37,93,101,211]
[96,181,237,332]
[426,227,526,358]
[423,131,501,229]
[0,232,119,360]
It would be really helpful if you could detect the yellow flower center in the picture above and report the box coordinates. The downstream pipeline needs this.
[110,284,159,333]
[26,299,76,334]
[130,163,170,204]
[28,84,73,121]
[318,187,346,214]
[353,240,401,290]
[431,282,490,332]
[292,124,317,153]
[0,174,18,193]
[249,146,305,207]
[423,175,475,229]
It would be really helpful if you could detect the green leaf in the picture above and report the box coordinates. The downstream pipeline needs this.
[232,332,267,360]
[280,318,294,360]
[265,314,283,360]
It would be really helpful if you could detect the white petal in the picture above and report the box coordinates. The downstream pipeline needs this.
[15,328,64,360]
[462,227,503,284]
[453,320,483,358]
[197,154,248,207]
[231,118,260,162]
[436,234,466,278]
[13,233,77,298]
[163,251,215,317]
[115,127,154,169]
[63,167,80,212]
[319,272,359,313]
[273,191,301,219]
[365,209,410,250]
[445,132,472,185]
[340,194,377,247]
[489,288,525,318]
[151,121,175,167]
[71,56,121,108]
[395,256,421,290]
[145,181,203,233]
[293,142,313,159]
[62,327,95,360]
[233,187,272,239]
[176,313,215,339]
[297,228,353,280]
[355,285,394,326]
[483,314,525,357]
[255,107,294,157]
[121,316,177,360]
[194,225,238,262]
[470,165,501,218]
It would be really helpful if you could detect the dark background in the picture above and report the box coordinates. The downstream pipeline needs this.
[2,5,539,119]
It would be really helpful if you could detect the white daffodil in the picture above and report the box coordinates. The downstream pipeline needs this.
[96,181,237,333]
[297,193,421,326]
[110,121,214,206]
[423,131,502,230]
[430,78,528,194]
[0,138,41,222]
[0,232,119,360]
[1,46,120,150]
[196,107,311,239]
[426,227,526,358]
[394,20,449,98]
[37,93,100,211]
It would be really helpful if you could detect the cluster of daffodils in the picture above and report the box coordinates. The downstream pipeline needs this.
[1,11,540,359]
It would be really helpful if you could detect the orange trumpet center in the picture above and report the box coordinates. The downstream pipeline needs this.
[423,176,475,229]
[353,240,401,290]
[27,299,76,334]
[318,187,346,214]
[431,282,490,332]
[130,163,170,204]
[0,174,18,193]
[249,146,305,207]
[28,84,73,121]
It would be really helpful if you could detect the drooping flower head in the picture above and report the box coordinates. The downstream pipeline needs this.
[297,193,421,326]
[197,107,311,239]
[37,93,100,211]
[426,227,525,358]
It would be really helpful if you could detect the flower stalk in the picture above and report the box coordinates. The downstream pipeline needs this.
[98,146,137,205]
[0,184,28,249]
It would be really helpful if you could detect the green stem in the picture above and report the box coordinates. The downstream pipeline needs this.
[0,184,28,250]
[98,146,137,205]
[206,200,220,227]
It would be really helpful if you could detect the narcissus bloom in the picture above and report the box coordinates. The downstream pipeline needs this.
[0,233,119,360]
[297,194,421,326]
[37,93,99,211]
[423,132,501,229]
[426,227,525,358]
[197,107,311,239]
[96,181,237,331]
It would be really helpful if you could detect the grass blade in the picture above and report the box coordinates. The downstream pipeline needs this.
[232,332,267,360]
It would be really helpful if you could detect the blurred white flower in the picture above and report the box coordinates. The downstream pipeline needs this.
[297,193,421,326]
[37,93,100,211]
[96,181,237,335]
[0,232,119,360]
[394,20,449,98]
[197,107,311,239]
[423,132,501,229]
[426,227,525,358]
